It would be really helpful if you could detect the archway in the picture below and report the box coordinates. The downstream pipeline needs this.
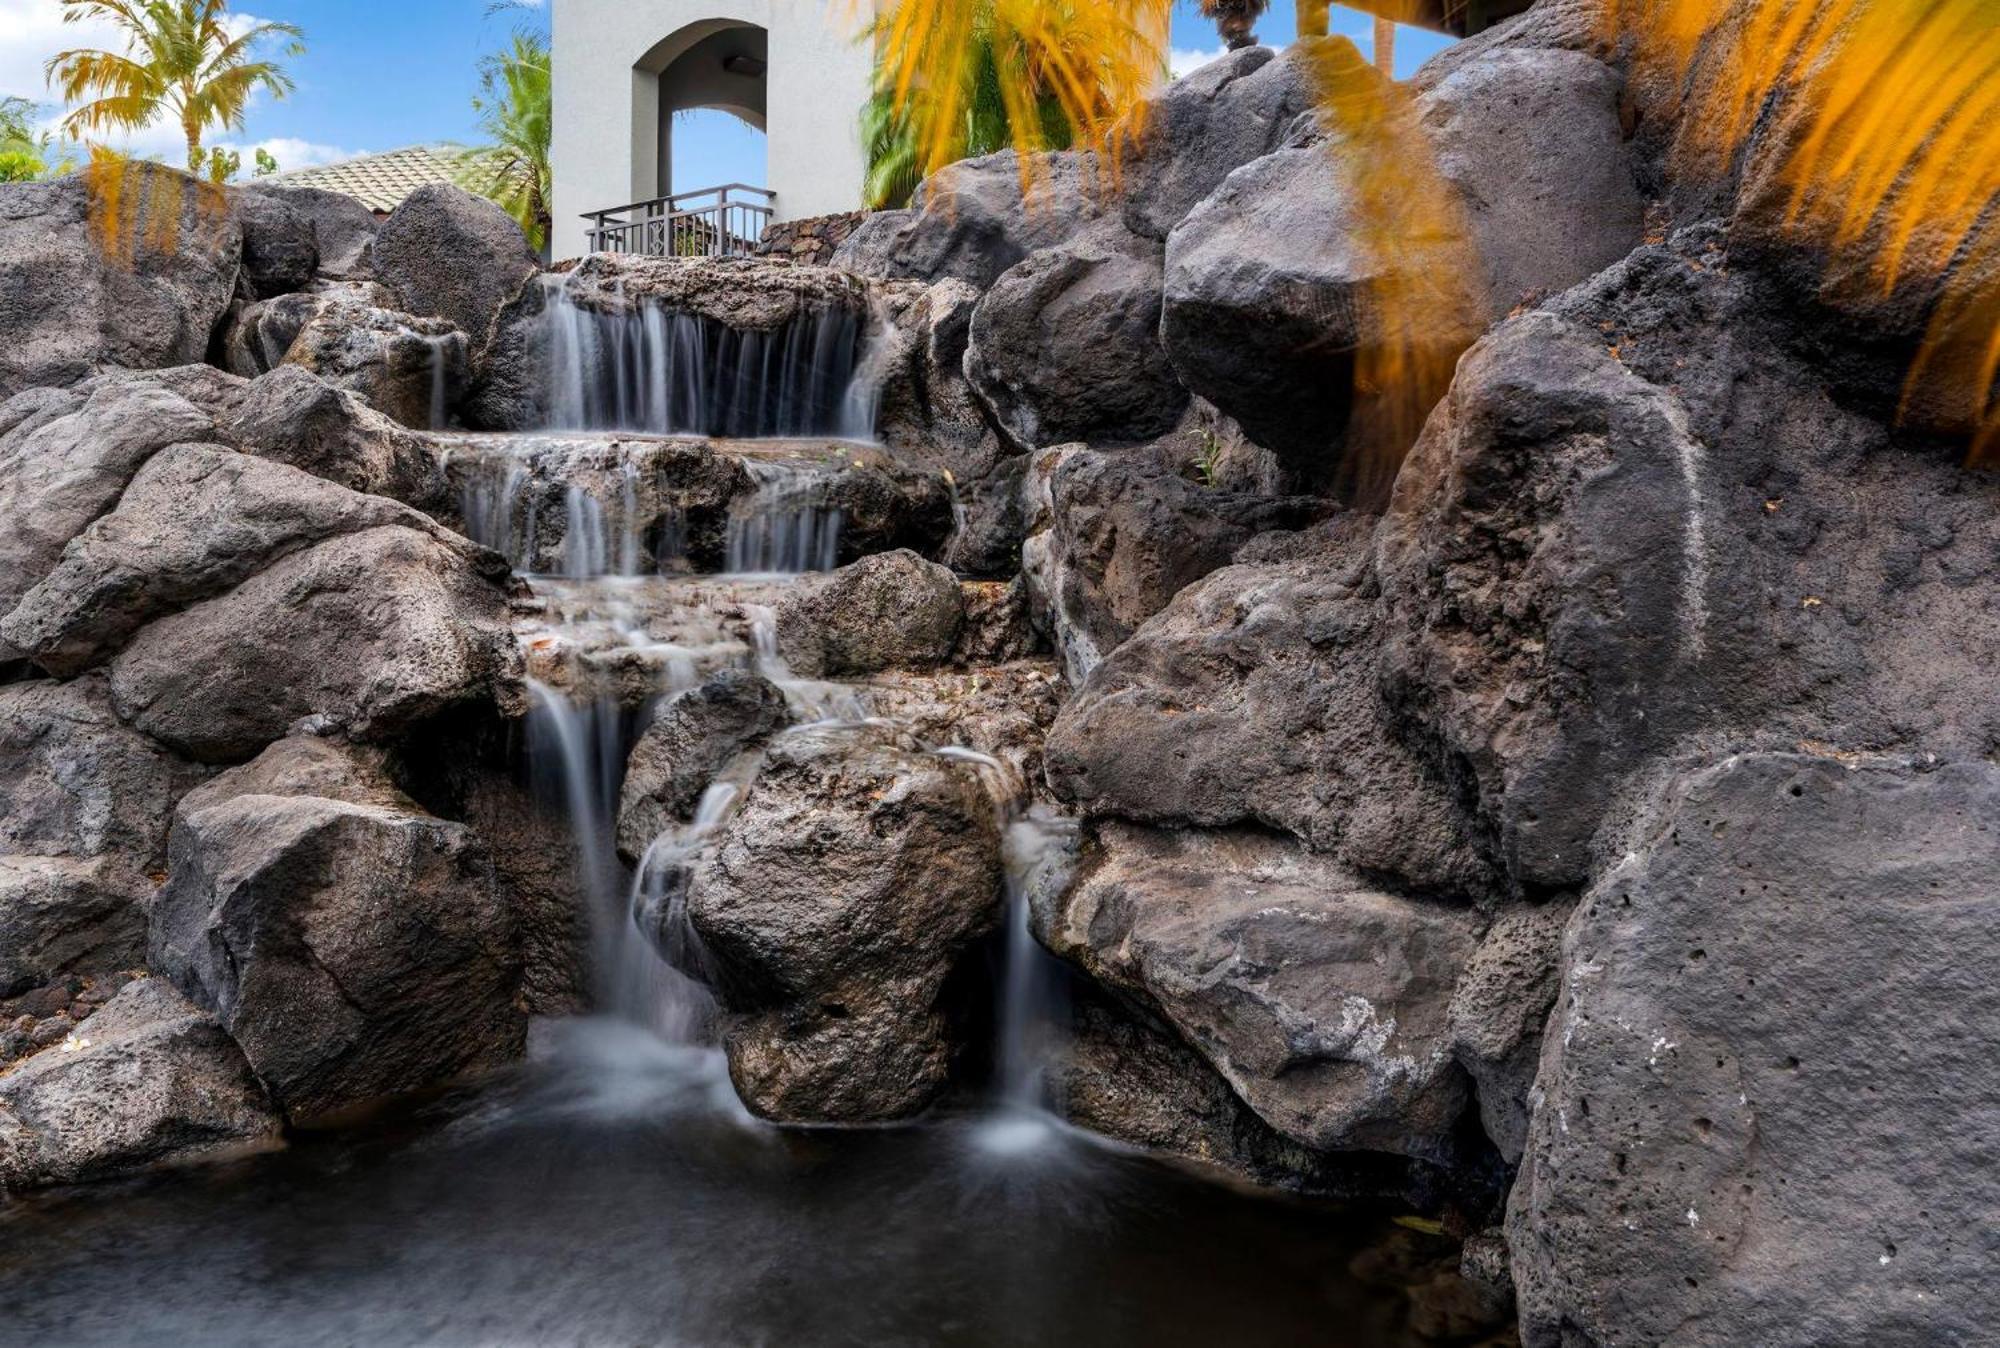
[635,21,769,199]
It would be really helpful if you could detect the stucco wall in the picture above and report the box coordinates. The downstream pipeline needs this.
[551,0,879,261]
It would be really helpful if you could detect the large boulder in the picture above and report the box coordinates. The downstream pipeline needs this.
[1020,447,1318,683]
[0,856,145,1000]
[1445,902,1568,1164]
[3,443,464,676]
[224,365,445,506]
[1160,135,1483,481]
[372,183,538,357]
[1118,44,1317,243]
[831,149,1106,288]
[218,290,327,378]
[615,670,789,863]
[0,977,280,1190]
[1045,518,1490,896]
[1508,753,2000,1348]
[773,549,965,678]
[0,165,243,399]
[685,725,1004,1122]
[1375,237,2000,892]
[149,738,526,1121]
[1041,823,1483,1164]
[229,186,318,299]
[0,378,212,642]
[108,524,521,763]
[1417,47,1645,316]
[239,181,379,279]
[965,230,1187,449]
[283,297,469,430]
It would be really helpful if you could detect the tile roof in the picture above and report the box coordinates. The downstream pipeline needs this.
[274,145,459,214]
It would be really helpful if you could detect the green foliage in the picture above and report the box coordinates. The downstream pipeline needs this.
[252,146,278,177]
[200,144,239,182]
[0,95,74,181]
[0,151,47,184]
[1185,429,1226,489]
[456,29,552,253]
[45,0,306,166]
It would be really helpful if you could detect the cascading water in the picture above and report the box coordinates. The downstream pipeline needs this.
[539,274,877,441]
[725,460,844,575]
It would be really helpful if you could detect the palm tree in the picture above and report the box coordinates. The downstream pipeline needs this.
[1200,0,1269,50]
[45,0,305,178]
[1372,16,1396,74]
[459,29,553,251]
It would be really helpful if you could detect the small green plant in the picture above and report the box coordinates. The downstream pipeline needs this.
[1186,429,1225,489]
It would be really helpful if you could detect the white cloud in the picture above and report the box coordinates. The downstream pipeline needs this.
[219,135,357,172]
[1168,46,1228,79]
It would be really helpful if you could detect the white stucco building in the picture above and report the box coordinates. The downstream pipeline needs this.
[549,0,883,261]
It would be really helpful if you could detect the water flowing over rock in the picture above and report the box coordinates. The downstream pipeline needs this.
[615,669,788,864]
[0,166,243,400]
[109,524,521,763]
[149,738,526,1122]
[772,549,964,678]
[0,977,280,1191]
[283,297,470,431]
[1508,753,2000,1347]
[685,725,1004,1122]
[1042,823,1482,1164]
[1045,518,1490,896]
[372,183,539,358]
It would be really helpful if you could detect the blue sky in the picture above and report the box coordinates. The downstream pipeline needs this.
[0,0,1453,188]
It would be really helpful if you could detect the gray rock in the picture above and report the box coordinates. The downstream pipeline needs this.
[230,186,318,298]
[0,166,243,399]
[1044,517,1491,896]
[151,740,525,1121]
[0,675,207,874]
[109,524,521,763]
[218,290,325,378]
[283,297,469,430]
[372,183,538,357]
[1119,44,1317,242]
[1446,902,1568,1163]
[1160,138,1482,480]
[1376,241,2000,892]
[965,229,1187,449]
[0,378,212,631]
[845,661,1066,793]
[225,365,445,506]
[240,182,379,279]
[774,549,965,678]
[616,670,789,863]
[1041,823,1482,1163]
[686,725,1003,1122]
[1508,753,2000,1348]
[1418,48,1644,316]
[0,977,280,1190]
[830,149,1105,288]
[0,856,146,1000]
[3,443,461,675]
[1020,446,1318,684]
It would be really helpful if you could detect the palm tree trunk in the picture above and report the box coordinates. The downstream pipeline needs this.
[1373,16,1397,76]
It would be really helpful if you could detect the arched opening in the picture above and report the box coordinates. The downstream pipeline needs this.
[635,21,770,199]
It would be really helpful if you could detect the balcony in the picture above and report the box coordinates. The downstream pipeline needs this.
[582,184,776,258]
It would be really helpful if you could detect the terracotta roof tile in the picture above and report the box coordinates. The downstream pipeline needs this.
[274,145,458,214]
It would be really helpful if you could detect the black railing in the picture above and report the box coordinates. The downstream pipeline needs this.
[582,184,776,258]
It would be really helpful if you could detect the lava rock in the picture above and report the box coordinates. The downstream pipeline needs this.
[225,365,445,506]
[1045,517,1490,897]
[1508,753,2000,1347]
[774,550,965,678]
[229,186,319,299]
[685,725,1004,1122]
[615,670,789,864]
[150,740,526,1121]
[0,856,146,1001]
[372,183,539,357]
[283,297,469,430]
[108,524,521,763]
[1417,47,1645,316]
[1445,902,1569,1163]
[1042,823,1482,1164]
[0,977,280,1191]
[965,229,1187,449]
[2,443,464,675]
[0,165,243,399]
[239,181,379,279]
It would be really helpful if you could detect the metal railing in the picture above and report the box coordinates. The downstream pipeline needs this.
[582,184,776,258]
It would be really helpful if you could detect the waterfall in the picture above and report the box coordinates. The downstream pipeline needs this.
[423,334,452,431]
[995,810,1081,1111]
[539,275,878,440]
[724,460,844,575]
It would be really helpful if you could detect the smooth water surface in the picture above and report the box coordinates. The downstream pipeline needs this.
[0,1021,1483,1348]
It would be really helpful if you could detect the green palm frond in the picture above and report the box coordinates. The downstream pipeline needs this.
[457,28,552,250]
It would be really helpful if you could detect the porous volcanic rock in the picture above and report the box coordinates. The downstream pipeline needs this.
[616,669,789,864]
[774,549,965,678]
[150,738,526,1121]
[372,183,539,357]
[229,186,319,298]
[224,364,445,506]
[240,181,379,278]
[283,297,469,430]
[685,725,1003,1122]
[0,977,280,1190]
[1509,753,2000,1347]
